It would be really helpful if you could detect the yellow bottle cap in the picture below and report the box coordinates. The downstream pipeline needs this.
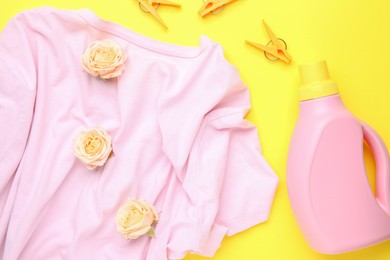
[298,60,339,101]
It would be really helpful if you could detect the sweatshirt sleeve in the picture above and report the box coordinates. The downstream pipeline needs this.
[0,13,37,211]
[164,55,279,259]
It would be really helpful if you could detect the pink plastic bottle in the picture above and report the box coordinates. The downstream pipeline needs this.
[287,60,390,254]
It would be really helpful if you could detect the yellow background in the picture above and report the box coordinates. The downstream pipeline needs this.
[1,0,390,259]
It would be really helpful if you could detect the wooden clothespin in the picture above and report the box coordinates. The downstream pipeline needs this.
[198,0,237,17]
[137,0,181,28]
[246,20,292,63]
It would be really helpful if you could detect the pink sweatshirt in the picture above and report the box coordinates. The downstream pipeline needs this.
[0,7,278,260]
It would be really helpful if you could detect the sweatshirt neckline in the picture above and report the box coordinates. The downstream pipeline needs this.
[73,8,210,58]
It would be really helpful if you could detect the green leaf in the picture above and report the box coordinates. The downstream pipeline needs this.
[146,228,155,238]
[108,150,115,159]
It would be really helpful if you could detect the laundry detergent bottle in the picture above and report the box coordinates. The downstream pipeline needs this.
[287,60,390,254]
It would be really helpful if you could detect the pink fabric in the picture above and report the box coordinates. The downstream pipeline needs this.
[0,7,279,260]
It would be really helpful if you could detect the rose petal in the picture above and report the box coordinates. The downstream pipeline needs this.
[115,198,159,239]
[81,40,127,79]
[74,127,113,170]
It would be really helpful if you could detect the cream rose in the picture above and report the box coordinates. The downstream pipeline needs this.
[82,40,127,79]
[115,198,159,239]
[74,127,113,170]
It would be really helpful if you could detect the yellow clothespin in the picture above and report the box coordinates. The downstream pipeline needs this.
[198,0,237,17]
[137,0,181,28]
[246,20,292,63]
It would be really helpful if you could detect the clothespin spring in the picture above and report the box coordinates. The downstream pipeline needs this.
[264,38,287,62]
[201,0,225,14]
[139,2,160,13]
